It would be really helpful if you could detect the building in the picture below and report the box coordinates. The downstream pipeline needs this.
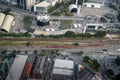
[26,0,35,10]
[34,1,51,13]
[51,59,74,80]
[77,64,95,80]
[36,14,50,26]
[83,0,105,8]
[20,0,35,10]
[6,55,28,80]
[0,14,14,32]
[0,13,5,27]
[83,23,104,33]
[32,56,46,79]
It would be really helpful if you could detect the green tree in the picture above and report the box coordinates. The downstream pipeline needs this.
[1,50,7,54]
[117,12,120,21]
[65,31,76,38]
[100,17,107,22]
[33,50,38,54]
[107,69,114,76]
[0,70,3,76]
[94,31,106,37]
[115,57,120,65]
[83,56,90,63]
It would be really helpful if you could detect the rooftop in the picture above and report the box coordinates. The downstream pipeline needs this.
[34,1,51,7]
[6,55,28,80]
[54,59,74,69]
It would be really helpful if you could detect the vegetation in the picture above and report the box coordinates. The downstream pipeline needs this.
[72,51,84,56]
[3,8,11,15]
[33,50,38,54]
[100,17,108,22]
[115,57,120,66]
[117,12,120,21]
[113,74,120,80]
[23,16,33,28]
[107,69,114,76]
[10,50,20,57]
[64,31,76,38]
[73,42,79,46]
[94,31,106,37]
[40,50,46,56]
[109,3,117,10]
[0,32,31,37]
[0,70,3,76]
[1,50,7,54]
[83,56,100,71]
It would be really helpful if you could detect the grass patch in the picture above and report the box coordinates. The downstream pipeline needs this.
[60,20,72,29]
[23,16,33,29]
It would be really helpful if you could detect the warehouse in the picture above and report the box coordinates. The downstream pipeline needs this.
[0,13,5,27]
[51,59,74,80]
[6,55,28,80]
[0,15,14,32]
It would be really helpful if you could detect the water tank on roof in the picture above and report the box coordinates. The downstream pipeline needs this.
[69,4,78,13]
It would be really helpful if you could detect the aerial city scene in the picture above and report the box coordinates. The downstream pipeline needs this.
[0,0,120,80]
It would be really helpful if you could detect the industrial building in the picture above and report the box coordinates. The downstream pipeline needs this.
[0,13,14,32]
[0,13,5,27]
[6,55,28,80]
[34,1,51,13]
[51,59,74,80]
[0,15,14,32]
[32,56,47,79]
[77,64,95,80]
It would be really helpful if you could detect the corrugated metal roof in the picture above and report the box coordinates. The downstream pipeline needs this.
[0,13,5,27]
[0,15,14,32]
[6,55,28,80]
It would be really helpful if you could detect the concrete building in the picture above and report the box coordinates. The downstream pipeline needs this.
[34,1,51,13]
[26,0,35,10]
[51,59,74,80]
[83,0,105,8]
[6,55,28,80]
[0,13,5,27]
[20,0,35,10]
[0,14,14,32]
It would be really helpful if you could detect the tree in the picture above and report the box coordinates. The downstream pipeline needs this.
[100,17,107,22]
[115,57,120,65]
[94,31,106,37]
[33,50,38,54]
[1,50,7,54]
[107,69,114,76]
[0,70,3,76]
[40,50,46,56]
[26,42,30,47]
[65,31,76,38]
[73,42,79,46]
[113,74,120,80]
[83,56,90,63]
[117,12,120,21]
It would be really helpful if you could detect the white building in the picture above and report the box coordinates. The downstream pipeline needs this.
[6,55,28,80]
[34,1,51,13]
[83,3,103,8]
[83,0,105,8]
[51,59,74,80]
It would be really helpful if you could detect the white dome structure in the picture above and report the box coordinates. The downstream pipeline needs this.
[69,4,78,13]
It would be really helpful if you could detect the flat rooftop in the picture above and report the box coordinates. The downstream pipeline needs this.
[54,59,74,69]
[53,59,74,76]
[6,55,28,80]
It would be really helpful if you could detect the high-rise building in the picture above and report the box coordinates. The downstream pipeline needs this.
[19,0,35,11]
